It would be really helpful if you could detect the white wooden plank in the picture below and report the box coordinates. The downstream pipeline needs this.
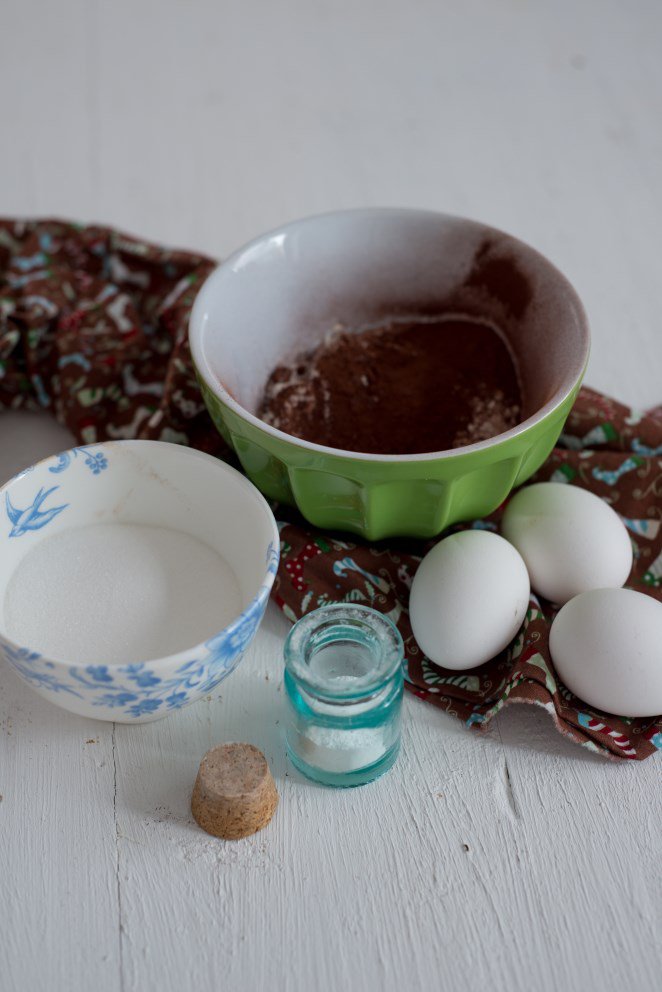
[115,622,662,992]
[0,417,122,992]
[2,0,661,405]
[113,607,524,992]
[0,646,121,991]
[496,704,662,987]
[0,413,75,483]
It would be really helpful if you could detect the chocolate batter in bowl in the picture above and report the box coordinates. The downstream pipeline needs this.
[258,316,523,454]
[190,209,589,539]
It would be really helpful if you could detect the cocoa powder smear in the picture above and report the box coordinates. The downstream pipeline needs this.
[259,317,522,455]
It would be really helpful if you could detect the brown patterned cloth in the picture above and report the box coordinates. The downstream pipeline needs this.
[1,218,661,760]
[0,218,220,452]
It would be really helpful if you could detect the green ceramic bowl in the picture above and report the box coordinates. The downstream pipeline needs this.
[190,209,589,540]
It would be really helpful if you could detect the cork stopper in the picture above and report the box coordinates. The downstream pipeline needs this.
[191,743,278,840]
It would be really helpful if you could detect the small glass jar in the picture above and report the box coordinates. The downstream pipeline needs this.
[284,603,404,787]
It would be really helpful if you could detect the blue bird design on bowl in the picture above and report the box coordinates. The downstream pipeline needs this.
[5,486,69,538]
[0,442,280,722]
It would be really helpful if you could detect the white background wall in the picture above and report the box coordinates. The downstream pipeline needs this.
[2,0,661,404]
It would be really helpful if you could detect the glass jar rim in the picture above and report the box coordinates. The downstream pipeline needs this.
[284,603,404,702]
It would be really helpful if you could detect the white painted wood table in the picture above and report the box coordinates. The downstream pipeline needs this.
[1,2,661,989]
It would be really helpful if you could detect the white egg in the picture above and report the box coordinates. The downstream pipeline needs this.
[409,529,530,670]
[501,482,632,605]
[549,588,662,717]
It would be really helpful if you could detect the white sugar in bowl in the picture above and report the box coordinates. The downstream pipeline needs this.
[0,441,279,723]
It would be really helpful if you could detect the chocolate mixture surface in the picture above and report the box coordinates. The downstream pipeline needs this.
[259,317,522,455]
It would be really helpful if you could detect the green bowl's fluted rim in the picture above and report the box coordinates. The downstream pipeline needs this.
[190,208,590,463]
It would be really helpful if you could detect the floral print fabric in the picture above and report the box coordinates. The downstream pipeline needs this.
[2,218,660,759]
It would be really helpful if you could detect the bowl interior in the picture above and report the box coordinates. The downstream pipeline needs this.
[192,209,589,435]
[0,441,277,655]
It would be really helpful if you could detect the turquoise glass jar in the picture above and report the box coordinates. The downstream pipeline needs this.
[284,604,404,787]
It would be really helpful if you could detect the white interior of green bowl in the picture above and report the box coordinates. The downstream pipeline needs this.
[190,208,589,459]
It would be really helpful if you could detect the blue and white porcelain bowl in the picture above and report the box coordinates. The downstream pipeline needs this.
[0,441,279,723]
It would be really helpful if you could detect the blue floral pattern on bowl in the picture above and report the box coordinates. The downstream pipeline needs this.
[0,442,280,723]
[48,447,109,476]
[4,446,109,538]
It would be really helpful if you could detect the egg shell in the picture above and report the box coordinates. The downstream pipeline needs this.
[549,588,662,718]
[409,529,530,671]
[501,482,632,605]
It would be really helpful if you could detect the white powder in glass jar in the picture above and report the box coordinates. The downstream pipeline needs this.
[296,724,388,773]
